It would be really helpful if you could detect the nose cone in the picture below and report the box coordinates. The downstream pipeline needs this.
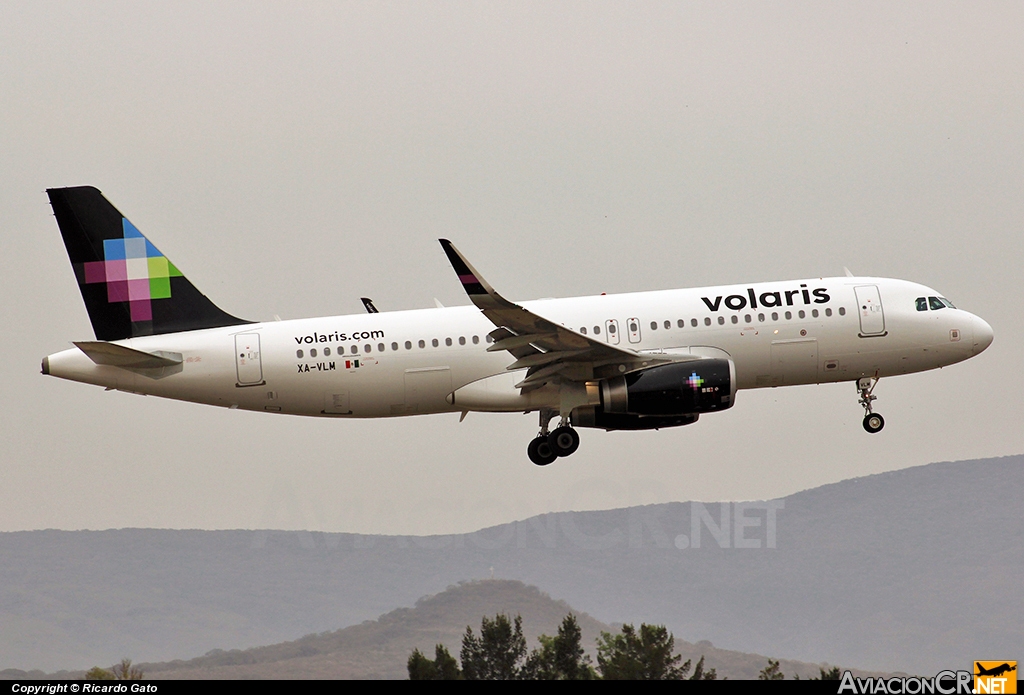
[972,315,994,355]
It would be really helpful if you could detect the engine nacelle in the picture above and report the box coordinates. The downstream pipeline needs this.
[572,408,699,431]
[600,358,736,416]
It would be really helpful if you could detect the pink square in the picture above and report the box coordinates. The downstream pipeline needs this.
[107,281,129,303]
[128,278,151,301]
[105,260,128,282]
[83,261,107,284]
[130,301,152,322]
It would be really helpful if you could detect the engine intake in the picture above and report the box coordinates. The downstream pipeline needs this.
[600,358,735,416]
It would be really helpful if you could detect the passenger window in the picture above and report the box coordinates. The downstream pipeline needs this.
[378,343,385,352]
[608,324,616,334]
[704,317,711,326]
[405,341,412,350]
[664,320,671,329]
[731,315,738,324]
[472,335,479,344]
[771,312,778,321]
[580,327,587,335]
[296,349,303,358]
[785,311,792,320]
[718,316,725,325]
[324,347,331,356]
[758,313,765,322]
[364,344,371,352]
[677,319,685,328]
[594,326,601,335]
[418,340,425,348]
[351,345,359,354]
[445,338,452,347]
[432,339,439,347]
[839,307,846,316]
[825,308,832,317]
[916,297,928,312]
[812,309,819,318]
[798,310,806,319]
[391,342,398,351]
[691,319,698,327]
[486,335,493,343]
[310,348,317,358]
[929,296,946,310]
[629,321,638,332]
[744,314,752,323]
[459,336,466,346]
[650,321,657,330]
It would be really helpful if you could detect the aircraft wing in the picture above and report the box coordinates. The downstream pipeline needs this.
[439,239,691,391]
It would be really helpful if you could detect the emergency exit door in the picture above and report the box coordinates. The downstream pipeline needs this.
[235,333,264,386]
[854,285,886,336]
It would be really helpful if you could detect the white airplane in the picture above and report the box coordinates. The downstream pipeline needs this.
[42,187,994,465]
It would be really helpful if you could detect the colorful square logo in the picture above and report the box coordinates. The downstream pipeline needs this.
[81,218,182,321]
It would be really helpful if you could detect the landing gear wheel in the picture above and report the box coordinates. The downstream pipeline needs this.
[863,413,885,434]
[548,426,580,457]
[528,436,558,466]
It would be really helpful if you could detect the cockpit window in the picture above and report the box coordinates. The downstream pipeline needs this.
[915,297,928,312]
[929,296,946,310]
[939,297,956,309]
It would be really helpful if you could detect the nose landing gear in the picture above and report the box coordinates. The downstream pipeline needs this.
[527,409,581,465]
[858,376,885,433]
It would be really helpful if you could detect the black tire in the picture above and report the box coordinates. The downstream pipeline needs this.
[528,436,558,466]
[863,413,885,433]
[548,426,580,457]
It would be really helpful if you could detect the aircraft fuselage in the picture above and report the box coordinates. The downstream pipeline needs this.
[44,276,991,419]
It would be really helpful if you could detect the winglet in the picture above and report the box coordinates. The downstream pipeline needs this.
[438,239,513,309]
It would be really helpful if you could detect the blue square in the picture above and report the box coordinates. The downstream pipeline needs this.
[103,238,126,260]
[123,219,144,238]
[123,238,147,259]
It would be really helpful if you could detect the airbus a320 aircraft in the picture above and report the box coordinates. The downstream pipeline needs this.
[42,187,993,465]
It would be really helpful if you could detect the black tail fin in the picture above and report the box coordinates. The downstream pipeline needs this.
[47,186,252,341]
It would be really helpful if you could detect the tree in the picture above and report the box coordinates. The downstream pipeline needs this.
[86,659,143,680]
[408,644,461,680]
[523,614,594,680]
[460,613,528,680]
[689,655,718,681]
[815,666,842,680]
[759,659,785,680]
[84,667,115,680]
[112,658,144,680]
[596,623,713,680]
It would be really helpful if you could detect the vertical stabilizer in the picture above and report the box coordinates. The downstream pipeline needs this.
[47,186,251,341]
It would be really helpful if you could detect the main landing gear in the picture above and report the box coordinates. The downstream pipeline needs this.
[528,409,581,466]
[857,376,885,434]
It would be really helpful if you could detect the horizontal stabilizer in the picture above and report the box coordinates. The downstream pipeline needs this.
[74,341,183,379]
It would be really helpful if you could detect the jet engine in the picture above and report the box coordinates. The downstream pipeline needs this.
[572,358,736,431]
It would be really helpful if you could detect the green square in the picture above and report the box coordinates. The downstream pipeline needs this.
[167,260,183,277]
[148,256,169,279]
[149,276,171,299]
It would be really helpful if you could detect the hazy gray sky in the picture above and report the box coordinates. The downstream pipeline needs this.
[2,1,1021,535]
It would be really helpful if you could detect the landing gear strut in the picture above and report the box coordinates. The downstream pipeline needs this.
[857,376,885,434]
[527,410,580,465]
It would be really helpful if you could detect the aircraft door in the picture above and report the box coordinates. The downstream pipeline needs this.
[404,367,453,413]
[771,339,819,385]
[627,317,642,344]
[854,285,886,336]
[604,319,620,345]
[235,333,264,386]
